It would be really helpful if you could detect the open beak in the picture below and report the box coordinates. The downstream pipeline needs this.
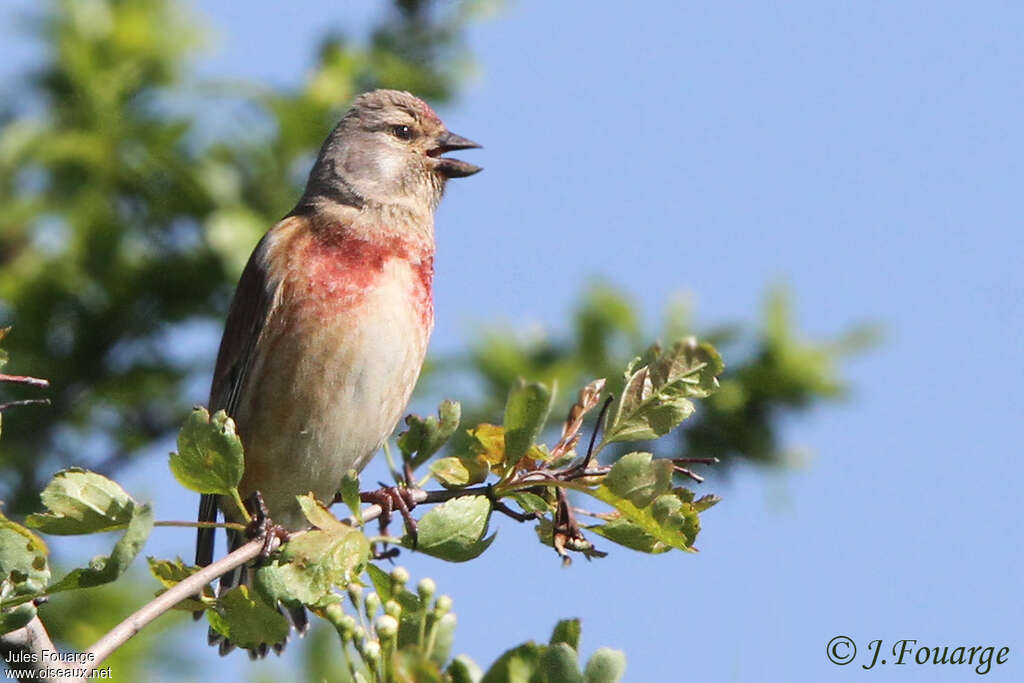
[429,131,482,178]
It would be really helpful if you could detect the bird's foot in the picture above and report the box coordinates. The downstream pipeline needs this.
[244,491,291,563]
[360,462,421,549]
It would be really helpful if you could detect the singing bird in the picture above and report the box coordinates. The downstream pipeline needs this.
[194,89,480,656]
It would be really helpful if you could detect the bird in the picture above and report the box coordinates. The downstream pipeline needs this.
[193,89,481,657]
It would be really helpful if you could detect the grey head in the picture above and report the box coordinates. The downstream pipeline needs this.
[299,89,481,214]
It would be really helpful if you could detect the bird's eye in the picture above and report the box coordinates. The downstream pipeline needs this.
[391,124,413,140]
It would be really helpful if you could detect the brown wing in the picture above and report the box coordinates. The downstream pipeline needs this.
[195,220,290,568]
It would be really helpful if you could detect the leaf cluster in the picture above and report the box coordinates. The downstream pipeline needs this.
[440,282,878,470]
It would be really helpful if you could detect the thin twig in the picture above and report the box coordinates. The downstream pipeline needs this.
[0,373,50,388]
[80,536,270,678]
[581,395,615,470]
[0,399,51,411]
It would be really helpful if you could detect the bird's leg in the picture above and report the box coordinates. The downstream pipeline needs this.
[243,491,290,563]
[360,461,421,548]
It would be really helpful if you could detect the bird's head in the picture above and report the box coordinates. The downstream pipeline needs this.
[305,89,481,213]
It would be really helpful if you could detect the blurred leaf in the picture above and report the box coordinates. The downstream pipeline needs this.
[693,494,721,512]
[47,503,154,592]
[25,468,135,535]
[447,655,483,683]
[1,602,37,633]
[540,642,583,683]
[405,495,494,562]
[0,511,50,618]
[392,645,445,682]
[503,379,554,463]
[480,642,543,683]
[549,618,581,651]
[168,408,244,495]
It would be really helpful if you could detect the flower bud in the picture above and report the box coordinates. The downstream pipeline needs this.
[364,592,380,619]
[390,566,410,587]
[375,614,399,639]
[417,577,436,602]
[435,594,453,614]
[338,615,356,636]
[384,599,402,619]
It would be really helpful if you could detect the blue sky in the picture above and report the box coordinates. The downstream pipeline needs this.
[4,1,1023,681]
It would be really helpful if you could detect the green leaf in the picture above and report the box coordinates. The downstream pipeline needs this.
[406,495,494,562]
[1,602,37,634]
[168,408,244,495]
[448,655,484,683]
[693,494,722,512]
[585,454,702,553]
[392,646,445,683]
[47,503,154,592]
[603,338,723,445]
[585,519,666,554]
[398,400,462,468]
[296,493,345,532]
[365,563,392,602]
[430,456,489,488]
[338,470,362,523]
[583,648,626,683]
[481,642,543,683]
[503,379,554,463]
[0,511,50,615]
[256,502,370,608]
[207,585,290,649]
[25,469,136,535]
[549,618,581,650]
[147,556,200,589]
[601,452,673,508]
[467,424,506,466]
[511,492,551,516]
[540,642,583,683]
[147,557,208,612]
[648,338,723,396]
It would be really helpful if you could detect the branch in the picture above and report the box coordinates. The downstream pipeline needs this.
[66,489,470,678]
[69,482,581,676]
[79,536,270,679]
[1,615,59,682]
